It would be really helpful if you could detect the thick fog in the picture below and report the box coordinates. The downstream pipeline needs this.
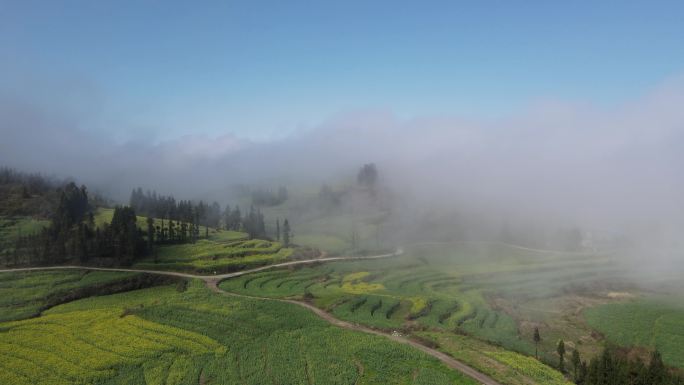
[1,75,683,249]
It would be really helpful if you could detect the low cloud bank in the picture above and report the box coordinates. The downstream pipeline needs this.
[1,76,683,241]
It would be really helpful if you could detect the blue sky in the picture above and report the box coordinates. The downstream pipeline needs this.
[2,0,683,141]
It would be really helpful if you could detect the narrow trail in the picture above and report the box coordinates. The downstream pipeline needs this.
[206,279,501,385]
[0,249,401,279]
[0,247,501,385]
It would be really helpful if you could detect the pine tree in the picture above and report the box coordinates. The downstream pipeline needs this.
[282,219,291,247]
[533,327,541,359]
[146,217,154,253]
[572,349,581,381]
[557,339,566,373]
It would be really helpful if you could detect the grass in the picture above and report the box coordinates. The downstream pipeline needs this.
[584,297,684,368]
[220,241,665,377]
[0,270,140,322]
[94,208,223,237]
[219,244,537,355]
[96,208,293,274]
[418,331,573,385]
[135,238,294,274]
[0,216,50,255]
[0,270,478,385]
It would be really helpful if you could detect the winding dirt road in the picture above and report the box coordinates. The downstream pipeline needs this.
[0,248,502,385]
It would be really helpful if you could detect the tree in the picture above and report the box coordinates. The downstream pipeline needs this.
[647,350,666,384]
[572,349,581,381]
[276,219,280,241]
[282,219,291,247]
[109,206,142,265]
[357,163,378,188]
[578,360,588,385]
[146,217,154,253]
[557,339,566,373]
[533,327,541,359]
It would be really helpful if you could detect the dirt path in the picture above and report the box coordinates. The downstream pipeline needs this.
[0,247,502,385]
[206,279,501,385]
[0,248,402,279]
[208,286,503,384]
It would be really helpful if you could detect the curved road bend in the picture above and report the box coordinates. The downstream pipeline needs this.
[0,247,502,385]
[0,248,403,280]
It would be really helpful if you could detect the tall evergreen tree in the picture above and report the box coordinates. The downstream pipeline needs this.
[282,219,291,247]
[146,217,154,253]
[571,349,581,381]
[557,340,566,373]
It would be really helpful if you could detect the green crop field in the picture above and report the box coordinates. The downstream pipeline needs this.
[4,227,683,383]
[220,241,665,375]
[134,238,293,273]
[418,331,573,385]
[584,297,684,368]
[0,270,140,322]
[0,270,478,385]
[94,208,297,274]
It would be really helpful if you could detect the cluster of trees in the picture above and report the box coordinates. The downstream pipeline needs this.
[357,163,378,188]
[251,186,288,207]
[129,188,221,229]
[0,167,109,217]
[9,183,146,266]
[131,188,287,241]
[575,347,682,385]
[0,167,59,198]
[534,330,682,385]
[3,176,294,267]
[236,205,267,239]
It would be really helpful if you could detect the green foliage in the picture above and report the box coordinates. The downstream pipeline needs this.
[418,332,572,385]
[585,298,684,368]
[0,269,140,322]
[220,245,536,355]
[582,348,682,385]
[134,238,293,273]
[0,216,50,255]
[0,272,477,385]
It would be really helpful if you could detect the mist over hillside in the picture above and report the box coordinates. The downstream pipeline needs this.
[3,76,683,248]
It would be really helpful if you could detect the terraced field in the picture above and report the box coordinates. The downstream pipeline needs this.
[4,239,680,383]
[96,208,298,274]
[134,238,294,274]
[220,242,642,373]
[418,332,572,385]
[0,269,141,322]
[0,271,478,385]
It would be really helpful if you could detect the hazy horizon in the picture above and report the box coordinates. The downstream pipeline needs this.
[2,1,683,246]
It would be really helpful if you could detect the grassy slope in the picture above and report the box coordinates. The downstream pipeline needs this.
[1,208,292,274]
[220,242,594,384]
[135,239,293,273]
[257,188,386,255]
[0,216,50,255]
[585,297,684,368]
[94,208,211,233]
[0,270,139,322]
[96,208,295,274]
[0,271,477,385]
